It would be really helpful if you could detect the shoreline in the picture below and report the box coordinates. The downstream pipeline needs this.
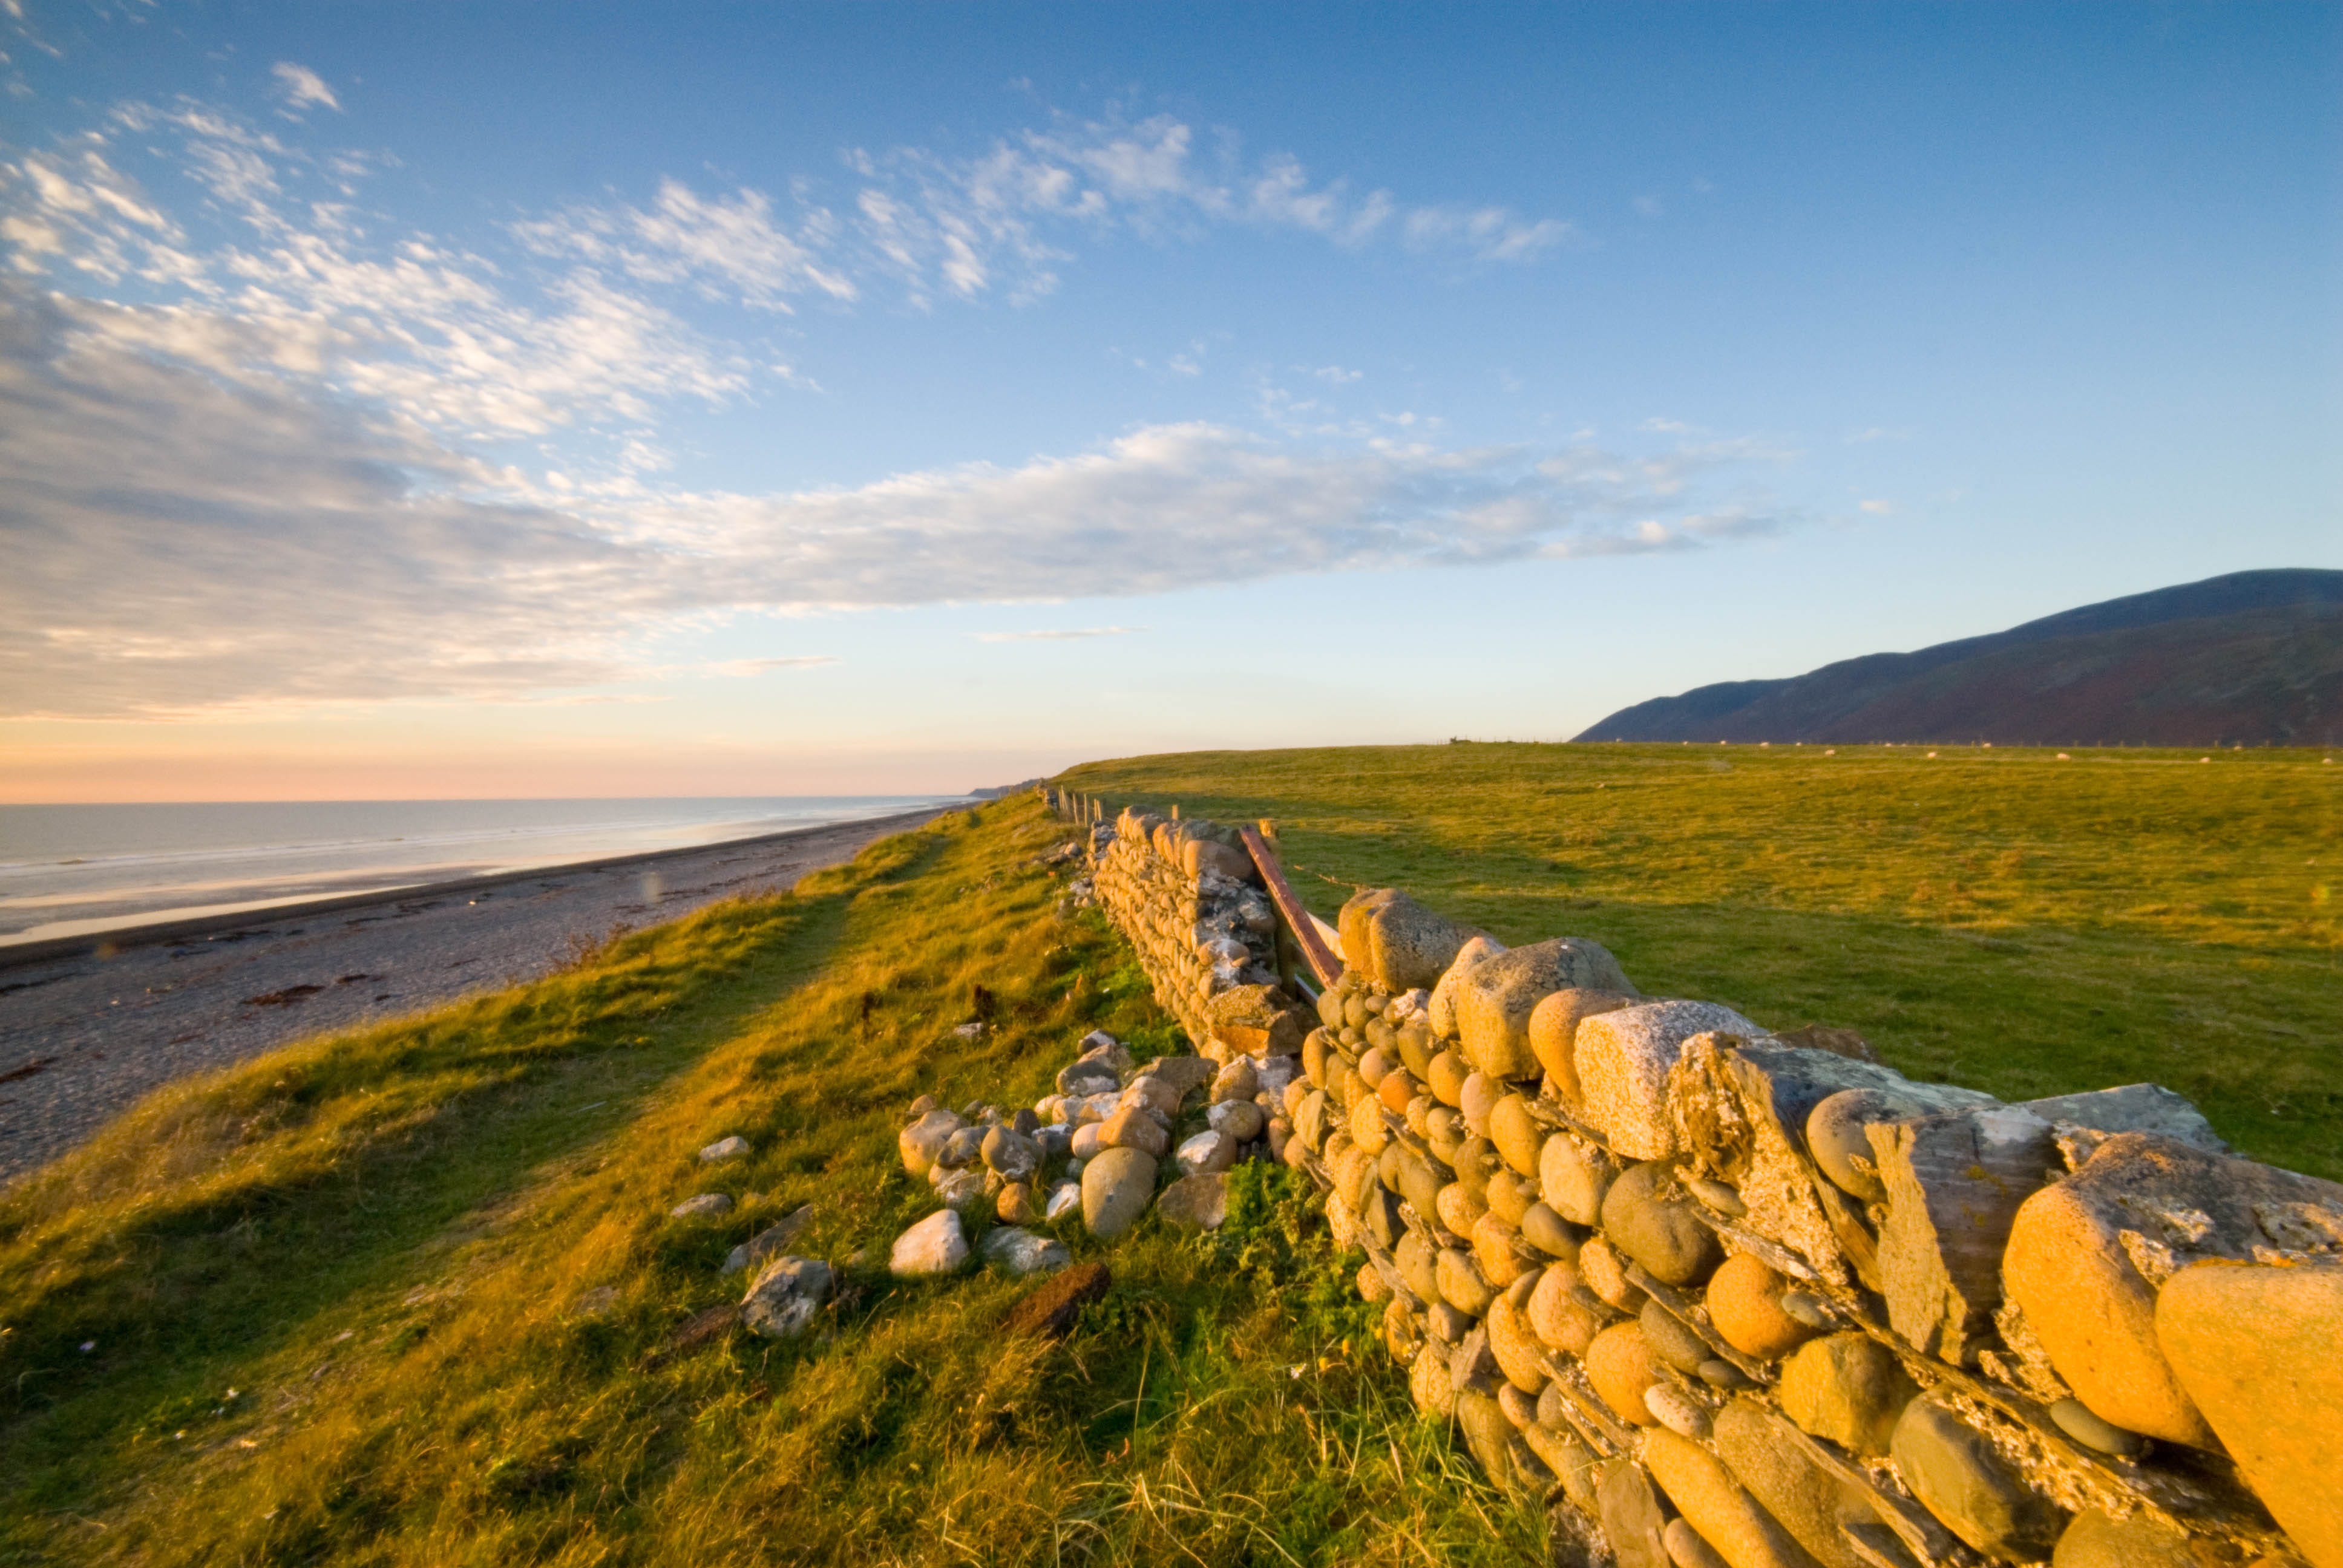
[0,806,958,972]
[0,803,962,1182]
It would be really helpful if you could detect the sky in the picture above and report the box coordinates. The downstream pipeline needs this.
[1,2,2336,801]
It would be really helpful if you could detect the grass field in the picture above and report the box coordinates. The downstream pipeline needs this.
[1060,741,2341,1180]
[6,743,2335,1566]
[0,800,1534,1567]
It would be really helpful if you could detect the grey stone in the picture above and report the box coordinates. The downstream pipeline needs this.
[1076,1030,1130,1071]
[699,1135,752,1163]
[935,1169,990,1215]
[890,1209,969,1276]
[1436,1246,1496,1316]
[1640,1298,1714,1374]
[1777,1332,1916,1458]
[1207,1099,1265,1142]
[2050,1508,2203,1568]
[1520,1201,1582,1260]
[1890,1399,2062,1561]
[1337,887,1478,992]
[1043,1180,1082,1221]
[670,1193,733,1220]
[1081,1146,1159,1237]
[1805,1085,1992,1201]
[980,1125,1041,1182]
[1427,933,1506,1042]
[1599,1160,1722,1287]
[898,1108,965,1177]
[1175,1128,1237,1176]
[1597,1459,1673,1568]
[1664,1518,1730,1568]
[2018,1082,2227,1158]
[723,1203,815,1275]
[1058,1059,1121,1096]
[1457,937,1636,1082]
[1409,1339,1455,1419]
[937,1125,988,1170]
[739,1255,833,1339]
[1575,1000,1760,1160]
[1448,1323,1502,1397]
[1872,1104,2058,1365]
[1712,1397,1873,1568]
[1645,1382,1711,1439]
[1141,1054,1216,1098]
[2046,1399,2147,1459]
[1098,1103,1170,1158]
[1453,1387,1514,1481]
[1156,1171,1229,1229]
[978,1225,1070,1276]
[1541,1134,1619,1226]
[1210,1059,1259,1104]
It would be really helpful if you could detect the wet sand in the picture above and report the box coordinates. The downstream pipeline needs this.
[0,805,957,1183]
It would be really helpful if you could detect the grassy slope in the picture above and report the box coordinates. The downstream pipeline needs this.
[1,801,1535,1567]
[1059,742,2341,1179]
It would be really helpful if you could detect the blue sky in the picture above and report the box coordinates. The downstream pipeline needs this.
[1,2,2335,799]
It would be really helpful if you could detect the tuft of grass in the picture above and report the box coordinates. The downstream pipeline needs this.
[1059,742,2342,1178]
[2,799,1541,1566]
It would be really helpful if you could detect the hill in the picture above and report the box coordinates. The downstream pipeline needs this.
[1575,567,2343,746]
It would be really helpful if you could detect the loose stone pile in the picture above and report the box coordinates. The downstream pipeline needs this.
[1045,786,2342,1568]
[891,1026,1302,1262]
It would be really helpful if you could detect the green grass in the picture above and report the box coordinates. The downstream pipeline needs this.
[1058,741,2342,1180]
[0,800,1539,1566]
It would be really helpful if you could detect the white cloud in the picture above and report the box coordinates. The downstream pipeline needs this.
[2,111,750,437]
[1312,364,1362,384]
[1633,194,1665,219]
[0,96,1791,720]
[974,627,1144,642]
[514,178,856,313]
[1859,498,1894,515]
[0,285,1795,718]
[270,63,341,117]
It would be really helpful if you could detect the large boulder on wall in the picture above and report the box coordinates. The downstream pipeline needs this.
[1456,936,1637,1082]
[1337,888,1479,992]
[2002,1130,2343,1449]
[2155,1259,2343,1568]
[1575,1001,1758,1160]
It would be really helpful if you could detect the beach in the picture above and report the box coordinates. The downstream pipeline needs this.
[0,804,956,1182]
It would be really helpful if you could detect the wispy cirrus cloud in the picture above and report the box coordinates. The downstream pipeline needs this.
[270,62,341,117]
[0,94,1795,720]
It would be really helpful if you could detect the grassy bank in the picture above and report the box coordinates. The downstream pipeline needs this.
[1059,741,2341,1179]
[0,800,1533,1566]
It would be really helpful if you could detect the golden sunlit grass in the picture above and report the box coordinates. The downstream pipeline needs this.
[1,799,1540,1566]
[1060,740,2342,1179]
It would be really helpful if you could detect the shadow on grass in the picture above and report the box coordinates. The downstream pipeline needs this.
[0,886,857,1514]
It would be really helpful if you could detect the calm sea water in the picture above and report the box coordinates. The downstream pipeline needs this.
[0,797,949,945]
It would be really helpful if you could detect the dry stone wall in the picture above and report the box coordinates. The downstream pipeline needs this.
[1044,786,2343,1568]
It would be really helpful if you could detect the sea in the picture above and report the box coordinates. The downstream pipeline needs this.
[0,797,951,947]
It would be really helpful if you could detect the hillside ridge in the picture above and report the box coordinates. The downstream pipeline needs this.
[1576,567,2343,745]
